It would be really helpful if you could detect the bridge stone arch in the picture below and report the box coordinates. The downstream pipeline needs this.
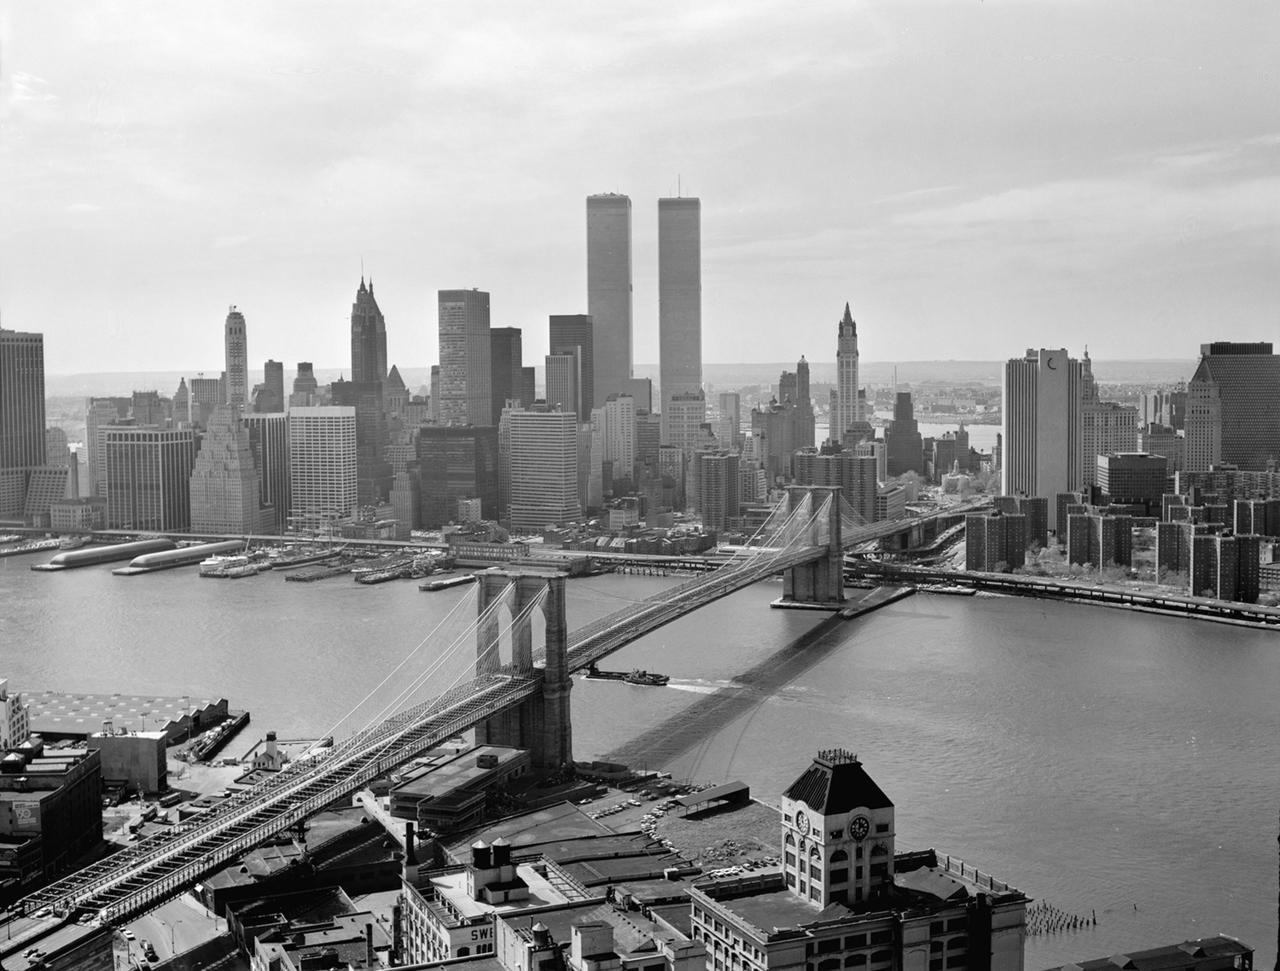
[781,485,845,607]
[475,571,572,769]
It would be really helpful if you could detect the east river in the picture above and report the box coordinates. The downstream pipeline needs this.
[2,552,1276,967]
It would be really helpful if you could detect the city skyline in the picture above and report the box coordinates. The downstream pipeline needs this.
[2,3,1276,375]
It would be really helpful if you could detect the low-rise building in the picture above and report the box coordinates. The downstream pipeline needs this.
[390,746,531,835]
[1042,936,1252,971]
[86,729,167,794]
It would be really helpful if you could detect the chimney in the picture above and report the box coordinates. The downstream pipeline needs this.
[365,923,374,966]
[405,823,418,865]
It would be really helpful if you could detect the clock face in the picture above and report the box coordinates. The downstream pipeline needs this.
[795,811,809,834]
[849,815,871,841]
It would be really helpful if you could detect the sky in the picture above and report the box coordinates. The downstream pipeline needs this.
[1,0,1277,376]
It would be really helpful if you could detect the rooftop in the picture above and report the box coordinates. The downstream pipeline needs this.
[783,752,893,815]
[431,861,575,921]
[1042,936,1253,971]
[25,691,227,738]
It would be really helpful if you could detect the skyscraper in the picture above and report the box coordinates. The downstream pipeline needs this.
[545,351,582,418]
[0,328,47,472]
[224,307,248,407]
[104,427,197,530]
[507,406,580,531]
[243,412,290,534]
[190,376,221,428]
[288,406,358,532]
[658,196,702,444]
[257,359,285,413]
[1185,342,1280,471]
[437,289,492,426]
[350,278,388,390]
[1002,348,1085,531]
[489,327,524,421]
[416,425,499,527]
[291,362,319,408]
[884,392,924,477]
[189,405,268,534]
[329,379,391,506]
[835,304,859,443]
[586,194,632,404]
[549,315,594,416]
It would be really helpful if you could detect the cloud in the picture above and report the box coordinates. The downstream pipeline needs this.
[9,71,57,103]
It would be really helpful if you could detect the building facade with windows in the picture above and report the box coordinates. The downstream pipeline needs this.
[287,406,357,532]
[688,752,1026,971]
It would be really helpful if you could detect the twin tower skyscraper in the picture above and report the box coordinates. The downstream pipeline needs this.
[588,193,703,446]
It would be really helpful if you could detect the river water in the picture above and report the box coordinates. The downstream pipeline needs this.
[2,552,1276,967]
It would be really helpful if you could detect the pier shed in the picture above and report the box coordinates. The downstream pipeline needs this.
[675,781,749,816]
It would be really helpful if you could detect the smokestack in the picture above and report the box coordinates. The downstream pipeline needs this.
[365,923,374,966]
[405,822,418,866]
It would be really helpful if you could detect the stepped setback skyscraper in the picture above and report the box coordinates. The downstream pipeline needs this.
[224,307,248,407]
[658,196,703,446]
[437,289,492,426]
[350,278,388,391]
[586,194,633,404]
[835,304,859,443]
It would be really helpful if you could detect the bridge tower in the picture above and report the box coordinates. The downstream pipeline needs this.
[475,571,573,770]
[780,485,844,607]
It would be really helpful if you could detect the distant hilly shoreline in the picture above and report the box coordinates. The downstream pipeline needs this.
[46,358,1196,397]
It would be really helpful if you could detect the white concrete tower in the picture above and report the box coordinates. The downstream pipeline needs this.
[836,303,859,443]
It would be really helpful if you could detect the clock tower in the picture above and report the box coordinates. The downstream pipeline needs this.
[779,749,895,908]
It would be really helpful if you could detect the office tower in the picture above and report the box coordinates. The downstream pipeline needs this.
[658,196,702,442]
[1141,389,1187,431]
[84,398,129,497]
[884,392,924,477]
[330,378,392,506]
[256,360,285,413]
[1081,358,1138,485]
[243,412,290,534]
[1002,348,1085,531]
[416,425,500,527]
[438,289,492,426]
[697,452,740,533]
[718,392,741,447]
[173,378,190,423]
[130,390,164,427]
[549,314,594,416]
[663,390,707,455]
[1137,423,1184,474]
[189,405,268,534]
[596,394,637,484]
[1185,342,1280,471]
[104,427,197,530]
[350,278,388,395]
[545,352,582,417]
[0,679,29,751]
[384,365,409,415]
[189,376,221,428]
[519,368,536,411]
[291,362,319,408]
[489,327,524,421]
[0,329,46,477]
[793,356,815,450]
[792,446,880,526]
[507,406,580,531]
[287,407,358,532]
[835,304,860,442]
[429,366,441,422]
[223,306,249,407]
[586,193,633,404]
[44,428,70,468]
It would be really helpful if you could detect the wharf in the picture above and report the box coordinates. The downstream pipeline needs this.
[0,539,60,558]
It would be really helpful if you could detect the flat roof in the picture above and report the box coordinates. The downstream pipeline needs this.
[675,781,749,808]
[26,691,227,737]
[504,901,681,956]
[1042,936,1253,971]
[714,886,823,936]
[394,745,525,800]
[445,801,613,855]
[433,861,575,920]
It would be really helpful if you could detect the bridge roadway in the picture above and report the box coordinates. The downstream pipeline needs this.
[9,500,989,930]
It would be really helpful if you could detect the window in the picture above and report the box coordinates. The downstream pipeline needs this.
[845,955,867,967]
[785,814,793,824]
[871,950,893,965]
[930,942,943,954]
[830,868,848,884]
[809,845,821,859]
[875,823,889,833]
[785,852,797,867]
[947,918,967,933]
[799,881,808,895]
[799,861,807,874]
[855,866,863,879]
[845,936,867,949]
[809,887,821,901]
[945,955,967,969]
[786,872,796,888]
[809,866,822,880]
[458,948,470,957]
[786,832,796,846]
[870,863,888,880]
[855,846,863,860]
[947,939,966,951]
[930,961,944,971]
[830,850,848,863]
[818,960,841,971]
[817,939,841,954]
[870,933,892,946]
